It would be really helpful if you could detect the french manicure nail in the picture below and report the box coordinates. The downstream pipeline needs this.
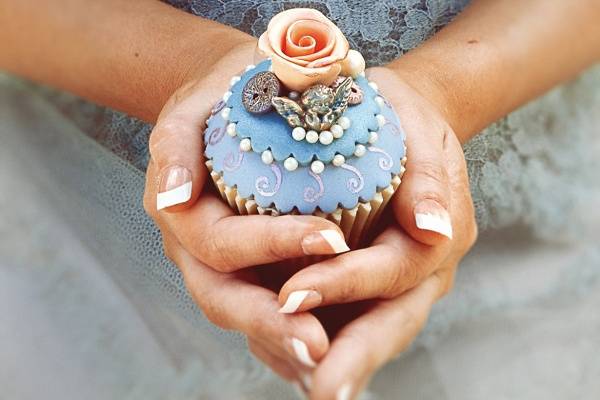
[289,337,317,368]
[156,166,192,210]
[279,290,322,314]
[414,199,453,239]
[336,383,353,400]
[299,372,312,391]
[302,229,350,255]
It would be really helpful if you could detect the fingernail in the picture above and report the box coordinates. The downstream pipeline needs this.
[287,337,317,368]
[299,372,312,391]
[336,383,353,400]
[302,229,350,255]
[156,166,192,210]
[414,199,453,239]
[279,290,322,313]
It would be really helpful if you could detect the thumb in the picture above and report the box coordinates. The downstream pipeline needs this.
[148,81,214,212]
[393,124,453,245]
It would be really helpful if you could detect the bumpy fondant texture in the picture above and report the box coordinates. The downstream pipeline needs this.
[204,60,406,215]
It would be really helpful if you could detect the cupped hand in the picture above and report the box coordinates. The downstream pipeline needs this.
[143,39,350,271]
[275,67,478,399]
[142,39,351,385]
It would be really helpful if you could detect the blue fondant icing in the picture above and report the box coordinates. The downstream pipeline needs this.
[205,90,406,214]
[226,60,380,165]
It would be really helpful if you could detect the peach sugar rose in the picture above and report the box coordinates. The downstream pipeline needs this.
[258,8,364,92]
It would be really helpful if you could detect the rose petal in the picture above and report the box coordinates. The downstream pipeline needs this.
[271,56,341,91]
[285,20,335,61]
[259,8,351,91]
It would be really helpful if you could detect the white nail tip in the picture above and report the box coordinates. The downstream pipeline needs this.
[291,337,317,368]
[319,230,350,253]
[156,181,192,210]
[415,213,453,239]
[279,290,311,314]
[300,372,312,390]
[336,383,353,400]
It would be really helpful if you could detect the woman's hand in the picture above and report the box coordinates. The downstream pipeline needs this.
[275,67,478,399]
[143,40,350,273]
[277,67,477,314]
[142,39,350,385]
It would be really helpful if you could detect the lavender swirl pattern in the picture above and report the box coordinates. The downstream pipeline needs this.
[340,164,365,193]
[223,150,244,172]
[383,122,402,137]
[211,100,226,116]
[255,164,282,197]
[207,126,225,145]
[303,171,325,203]
[368,146,394,171]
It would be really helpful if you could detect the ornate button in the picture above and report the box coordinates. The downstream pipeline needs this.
[242,71,281,114]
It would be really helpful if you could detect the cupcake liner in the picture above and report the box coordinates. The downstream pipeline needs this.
[206,160,404,250]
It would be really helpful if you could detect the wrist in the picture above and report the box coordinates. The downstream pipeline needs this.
[386,53,474,144]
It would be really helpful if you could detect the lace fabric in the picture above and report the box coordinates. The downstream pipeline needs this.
[2,1,600,397]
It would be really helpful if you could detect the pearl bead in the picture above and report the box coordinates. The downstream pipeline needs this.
[368,81,379,92]
[337,116,351,130]
[222,91,232,102]
[239,138,252,152]
[284,157,298,171]
[220,107,231,119]
[340,49,366,79]
[261,150,273,164]
[331,124,344,139]
[226,123,237,137]
[354,144,366,157]
[288,91,300,100]
[292,127,306,141]
[245,64,256,71]
[319,130,334,145]
[376,114,386,128]
[375,96,385,109]
[368,131,379,144]
[306,130,319,144]
[332,154,346,167]
[230,76,241,86]
[310,160,325,174]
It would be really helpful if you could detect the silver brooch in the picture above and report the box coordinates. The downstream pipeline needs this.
[271,77,354,132]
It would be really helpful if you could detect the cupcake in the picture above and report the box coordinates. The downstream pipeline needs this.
[204,9,406,249]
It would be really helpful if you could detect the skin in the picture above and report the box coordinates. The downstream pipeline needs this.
[2,0,600,399]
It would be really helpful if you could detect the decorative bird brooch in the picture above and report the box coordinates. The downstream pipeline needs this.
[271,76,355,132]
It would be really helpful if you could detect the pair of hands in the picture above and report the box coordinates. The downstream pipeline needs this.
[143,41,477,400]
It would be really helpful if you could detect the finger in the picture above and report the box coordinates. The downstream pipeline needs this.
[309,274,445,400]
[162,229,330,367]
[393,119,453,244]
[158,193,349,272]
[278,227,448,313]
[369,68,453,245]
[247,338,300,382]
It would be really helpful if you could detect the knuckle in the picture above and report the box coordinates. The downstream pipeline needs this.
[388,257,423,297]
[263,217,293,260]
[413,157,448,188]
[148,119,191,160]
[199,296,230,330]
[197,233,238,272]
